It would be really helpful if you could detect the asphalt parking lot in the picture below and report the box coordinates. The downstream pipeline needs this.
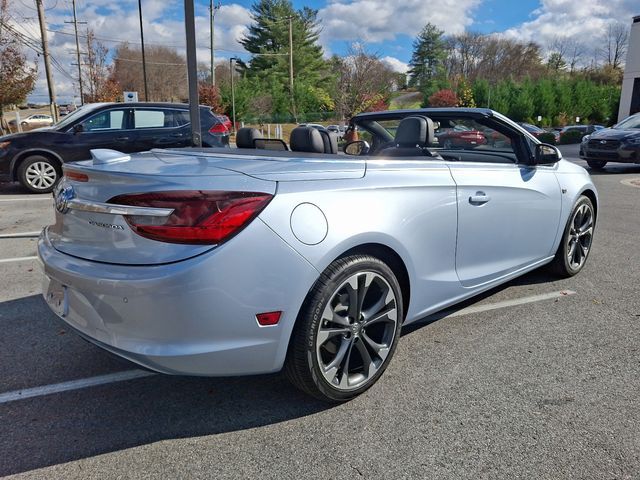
[1,146,639,479]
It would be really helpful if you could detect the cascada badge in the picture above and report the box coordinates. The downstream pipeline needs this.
[54,183,75,214]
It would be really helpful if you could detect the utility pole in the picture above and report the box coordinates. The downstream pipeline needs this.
[184,0,201,147]
[35,0,57,121]
[209,0,220,86]
[138,0,149,101]
[66,0,86,105]
[230,57,236,133]
[288,15,295,121]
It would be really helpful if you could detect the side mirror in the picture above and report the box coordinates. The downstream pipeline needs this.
[344,140,370,156]
[72,123,84,134]
[534,143,561,164]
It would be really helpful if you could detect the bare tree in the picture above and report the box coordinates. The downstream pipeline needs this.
[599,22,629,70]
[331,45,397,119]
[83,29,119,102]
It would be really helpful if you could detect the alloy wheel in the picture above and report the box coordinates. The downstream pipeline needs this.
[567,203,594,270]
[315,271,398,391]
[25,161,57,190]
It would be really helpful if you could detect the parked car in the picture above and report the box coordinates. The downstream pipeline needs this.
[517,122,547,138]
[40,108,597,402]
[559,124,604,142]
[434,124,487,148]
[0,102,230,193]
[8,114,54,128]
[326,125,345,137]
[579,112,640,169]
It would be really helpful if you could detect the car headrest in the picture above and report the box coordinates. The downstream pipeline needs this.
[395,116,435,147]
[290,127,325,153]
[236,127,262,149]
[318,129,338,154]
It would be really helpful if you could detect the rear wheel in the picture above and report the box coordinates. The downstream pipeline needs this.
[549,195,595,277]
[285,255,403,402]
[18,155,61,193]
[587,160,607,170]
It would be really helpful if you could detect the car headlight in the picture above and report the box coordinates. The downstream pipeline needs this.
[581,135,590,143]
[624,136,640,145]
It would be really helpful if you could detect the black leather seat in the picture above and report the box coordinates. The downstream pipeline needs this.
[236,127,262,149]
[290,126,325,153]
[377,116,436,157]
[318,129,338,154]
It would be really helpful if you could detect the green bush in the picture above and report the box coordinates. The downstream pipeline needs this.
[537,132,556,145]
[559,130,584,144]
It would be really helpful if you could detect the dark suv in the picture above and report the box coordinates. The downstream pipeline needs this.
[0,102,230,193]
[579,113,640,169]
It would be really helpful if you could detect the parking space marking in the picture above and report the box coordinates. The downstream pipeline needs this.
[0,289,577,405]
[0,256,38,264]
[442,289,576,319]
[0,370,157,404]
[0,197,52,202]
[0,231,41,238]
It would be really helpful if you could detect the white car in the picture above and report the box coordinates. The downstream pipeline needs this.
[19,114,54,127]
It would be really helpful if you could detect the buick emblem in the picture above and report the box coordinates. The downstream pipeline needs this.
[54,183,75,214]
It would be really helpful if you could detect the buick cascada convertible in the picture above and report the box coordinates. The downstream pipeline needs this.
[39,108,598,402]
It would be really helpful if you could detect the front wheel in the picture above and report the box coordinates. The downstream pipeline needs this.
[285,255,403,402]
[17,155,61,193]
[587,160,607,170]
[549,196,595,277]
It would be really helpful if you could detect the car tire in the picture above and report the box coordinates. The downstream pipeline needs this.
[548,195,595,278]
[285,255,403,402]
[18,155,61,193]
[587,160,607,170]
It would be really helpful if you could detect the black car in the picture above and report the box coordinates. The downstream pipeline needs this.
[579,113,640,169]
[0,102,230,193]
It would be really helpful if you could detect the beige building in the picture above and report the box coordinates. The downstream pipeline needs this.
[619,16,640,120]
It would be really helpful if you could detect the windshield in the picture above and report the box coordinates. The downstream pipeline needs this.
[614,114,640,130]
[54,104,106,130]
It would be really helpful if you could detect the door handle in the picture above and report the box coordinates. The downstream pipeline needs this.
[115,136,130,141]
[469,192,490,205]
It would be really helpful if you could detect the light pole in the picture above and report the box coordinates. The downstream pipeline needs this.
[230,57,237,133]
[209,0,220,86]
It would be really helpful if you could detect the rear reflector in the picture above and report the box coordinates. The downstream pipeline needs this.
[108,190,272,245]
[256,311,282,326]
[209,123,229,134]
[65,171,89,182]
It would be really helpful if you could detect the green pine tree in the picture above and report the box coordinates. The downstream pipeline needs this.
[408,23,447,91]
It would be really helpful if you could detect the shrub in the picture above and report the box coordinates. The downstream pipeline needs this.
[537,132,556,145]
[427,89,458,107]
[559,130,584,144]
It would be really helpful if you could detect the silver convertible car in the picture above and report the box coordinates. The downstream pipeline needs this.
[39,109,598,402]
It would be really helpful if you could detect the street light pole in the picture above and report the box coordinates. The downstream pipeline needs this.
[138,0,149,101]
[230,57,237,133]
[209,0,220,86]
[184,0,202,147]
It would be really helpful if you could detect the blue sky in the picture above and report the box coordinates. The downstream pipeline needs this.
[7,0,640,101]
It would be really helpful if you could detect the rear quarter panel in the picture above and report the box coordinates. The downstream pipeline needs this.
[259,159,462,323]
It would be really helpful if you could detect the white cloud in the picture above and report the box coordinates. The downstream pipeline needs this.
[318,0,481,44]
[381,56,408,73]
[503,0,638,55]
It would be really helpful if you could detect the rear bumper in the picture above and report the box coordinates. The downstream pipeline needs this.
[38,219,320,376]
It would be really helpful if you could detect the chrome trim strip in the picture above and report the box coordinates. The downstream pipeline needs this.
[67,199,173,217]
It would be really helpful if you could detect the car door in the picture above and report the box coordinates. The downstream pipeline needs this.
[132,108,190,151]
[65,107,135,161]
[445,119,562,288]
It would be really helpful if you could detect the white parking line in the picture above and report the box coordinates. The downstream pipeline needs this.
[0,370,157,404]
[0,231,41,238]
[0,197,51,202]
[0,289,576,404]
[0,256,38,264]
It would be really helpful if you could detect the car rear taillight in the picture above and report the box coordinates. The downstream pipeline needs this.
[209,123,229,134]
[108,191,272,245]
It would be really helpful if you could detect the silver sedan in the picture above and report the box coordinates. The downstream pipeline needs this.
[39,109,598,402]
